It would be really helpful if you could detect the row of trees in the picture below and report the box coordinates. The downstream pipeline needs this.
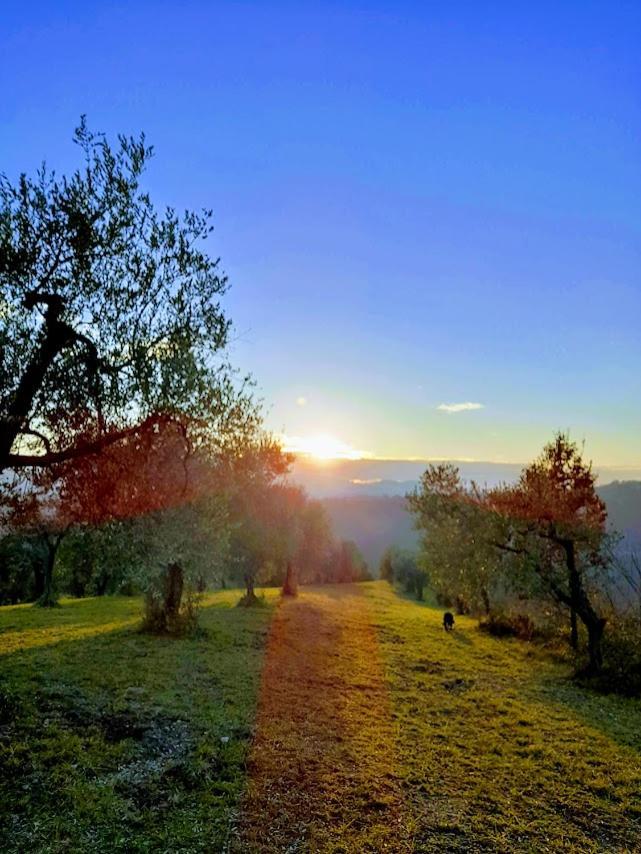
[406,434,613,674]
[0,120,368,629]
[0,385,369,615]
[0,355,369,617]
[380,547,428,601]
[0,440,370,614]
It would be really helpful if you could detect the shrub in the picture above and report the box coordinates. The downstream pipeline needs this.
[479,612,537,641]
[587,616,641,696]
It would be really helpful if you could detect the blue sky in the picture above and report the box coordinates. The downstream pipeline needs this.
[2,1,640,465]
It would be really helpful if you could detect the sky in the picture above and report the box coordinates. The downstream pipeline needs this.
[2,1,640,467]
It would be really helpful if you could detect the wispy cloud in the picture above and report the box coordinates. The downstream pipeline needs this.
[437,401,485,414]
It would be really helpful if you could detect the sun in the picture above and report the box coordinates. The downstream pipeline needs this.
[282,433,369,461]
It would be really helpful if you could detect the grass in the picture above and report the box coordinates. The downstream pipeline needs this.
[0,590,278,853]
[234,586,412,852]
[363,581,641,852]
[4,582,641,852]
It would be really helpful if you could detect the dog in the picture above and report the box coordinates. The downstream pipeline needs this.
[443,611,455,631]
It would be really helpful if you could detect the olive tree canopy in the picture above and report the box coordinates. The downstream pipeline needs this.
[0,119,257,471]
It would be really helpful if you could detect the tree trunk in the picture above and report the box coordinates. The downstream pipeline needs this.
[163,562,184,622]
[481,587,491,616]
[562,539,605,673]
[585,614,606,673]
[282,561,298,597]
[33,558,45,601]
[569,607,579,650]
[37,535,60,607]
[0,298,72,471]
[241,572,258,605]
[95,571,109,597]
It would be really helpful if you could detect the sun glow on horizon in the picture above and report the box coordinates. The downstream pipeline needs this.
[282,433,372,461]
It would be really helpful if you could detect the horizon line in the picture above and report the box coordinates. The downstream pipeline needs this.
[290,454,641,469]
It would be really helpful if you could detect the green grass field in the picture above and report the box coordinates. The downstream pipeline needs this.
[362,582,641,852]
[0,591,277,853]
[3,583,641,852]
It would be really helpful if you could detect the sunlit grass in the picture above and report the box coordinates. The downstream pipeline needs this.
[4,583,641,852]
[0,596,141,656]
[0,588,279,854]
[236,586,412,851]
[363,581,641,851]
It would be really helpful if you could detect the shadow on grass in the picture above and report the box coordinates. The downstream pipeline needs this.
[0,588,278,659]
[449,629,473,646]
[534,672,641,756]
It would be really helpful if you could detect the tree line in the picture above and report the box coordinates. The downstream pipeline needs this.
[390,433,640,690]
[0,120,368,630]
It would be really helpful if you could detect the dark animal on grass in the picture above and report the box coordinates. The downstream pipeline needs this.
[443,611,455,631]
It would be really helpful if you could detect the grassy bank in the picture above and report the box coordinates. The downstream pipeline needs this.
[364,581,641,852]
[0,590,277,853]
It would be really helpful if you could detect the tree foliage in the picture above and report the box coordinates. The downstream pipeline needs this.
[409,434,610,672]
[486,434,608,671]
[407,464,504,612]
[378,546,427,600]
[0,118,257,472]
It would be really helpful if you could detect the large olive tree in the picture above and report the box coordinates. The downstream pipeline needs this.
[0,118,257,471]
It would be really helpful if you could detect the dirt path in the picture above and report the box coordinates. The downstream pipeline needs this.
[231,586,413,852]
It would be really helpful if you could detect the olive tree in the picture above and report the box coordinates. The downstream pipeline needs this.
[0,118,258,472]
[408,464,504,613]
[487,434,609,672]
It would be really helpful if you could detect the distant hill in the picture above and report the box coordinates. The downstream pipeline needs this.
[598,481,641,546]
[320,482,641,576]
[293,458,641,498]
[321,495,418,571]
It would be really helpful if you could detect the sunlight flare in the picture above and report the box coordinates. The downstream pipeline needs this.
[282,433,372,461]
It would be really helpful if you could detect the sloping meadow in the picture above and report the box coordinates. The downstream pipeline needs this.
[0,591,277,853]
[3,583,641,852]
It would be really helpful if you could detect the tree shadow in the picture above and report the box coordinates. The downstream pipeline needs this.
[0,596,272,853]
[449,629,473,646]
[534,673,641,756]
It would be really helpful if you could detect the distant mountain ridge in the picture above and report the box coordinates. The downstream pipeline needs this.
[318,478,641,572]
[292,457,641,499]
[598,481,641,547]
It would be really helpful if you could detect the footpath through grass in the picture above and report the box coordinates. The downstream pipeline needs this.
[0,590,277,853]
[233,586,412,852]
